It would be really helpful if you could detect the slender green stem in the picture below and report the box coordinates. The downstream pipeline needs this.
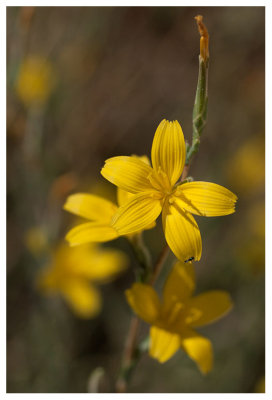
[115,233,152,392]
[115,243,169,393]
[186,16,209,166]
[115,16,210,392]
[129,233,152,282]
[148,244,170,285]
[115,317,140,393]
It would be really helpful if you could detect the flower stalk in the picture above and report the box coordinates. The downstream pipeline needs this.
[115,243,170,393]
[129,233,152,282]
[115,17,211,392]
[148,244,170,285]
[186,15,209,165]
[115,332,150,393]
[115,316,140,393]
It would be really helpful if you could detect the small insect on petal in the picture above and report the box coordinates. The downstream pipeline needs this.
[185,257,195,263]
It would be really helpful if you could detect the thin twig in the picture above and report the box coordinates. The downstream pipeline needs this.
[115,317,140,393]
[186,15,209,166]
[115,139,193,392]
[148,244,170,285]
[115,242,170,392]
[181,164,190,181]
[115,16,209,392]
[123,317,140,367]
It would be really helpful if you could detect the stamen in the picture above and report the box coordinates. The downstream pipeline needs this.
[174,187,181,196]
[148,171,163,192]
[185,307,203,325]
[150,192,164,200]
[148,167,173,196]
[167,302,184,325]
[157,167,172,193]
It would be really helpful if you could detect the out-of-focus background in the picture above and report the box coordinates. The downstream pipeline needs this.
[7,6,265,393]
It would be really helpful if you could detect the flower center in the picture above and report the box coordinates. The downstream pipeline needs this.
[166,302,184,325]
[161,296,185,328]
[148,167,173,196]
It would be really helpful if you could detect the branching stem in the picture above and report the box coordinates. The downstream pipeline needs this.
[115,15,209,392]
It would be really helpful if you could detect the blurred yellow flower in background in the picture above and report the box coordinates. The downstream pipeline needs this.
[255,376,265,393]
[102,119,237,262]
[25,226,49,256]
[236,201,265,273]
[64,157,155,246]
[225,135,264,274]
[226,135,264,196]
[15,55,55,107]
[126,261,233,373]
[38,243,127,318]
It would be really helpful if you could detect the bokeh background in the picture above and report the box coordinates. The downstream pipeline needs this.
[7,6,265,393]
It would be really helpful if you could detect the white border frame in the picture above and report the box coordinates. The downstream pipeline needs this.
[2,1,269,398]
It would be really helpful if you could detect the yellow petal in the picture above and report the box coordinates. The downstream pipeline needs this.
[125,283,161,324]
[185,291,233,328]
[163,261,195,309]
[61,280,101,318]
[181,330,213,374]
[151,119,186,186]
[116,155,151,207]
[117,186,156,233]
[149,326,180,363]
[101,156,153,193]
[37,267,58,291]
[66,222,119,246]
[63,244,127,281]
[37,244,71,291]
[136,154,151,166]
[82,249,128,282]
[162,203,202,262]
[53,243,89,270]
[117,187,133,207]
[112,193,162,235]
[175,182,238,217]
[63,193,117,222]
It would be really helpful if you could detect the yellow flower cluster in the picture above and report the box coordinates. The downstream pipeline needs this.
[38,243,127,318]
[15,56,55,107]
[127,261,232,373]
[62,119,237,370]
[64,157,154,246]
[66,120,237,263]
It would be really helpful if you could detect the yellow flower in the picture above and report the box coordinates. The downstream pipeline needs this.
[126,261,233,373]
[25,226,49,256]
[236,201,265,274]
[38,243,127,318]
[225,135,264,195]
[64,157,155,246]
[101,119,237,262]
[15,56,55,107]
